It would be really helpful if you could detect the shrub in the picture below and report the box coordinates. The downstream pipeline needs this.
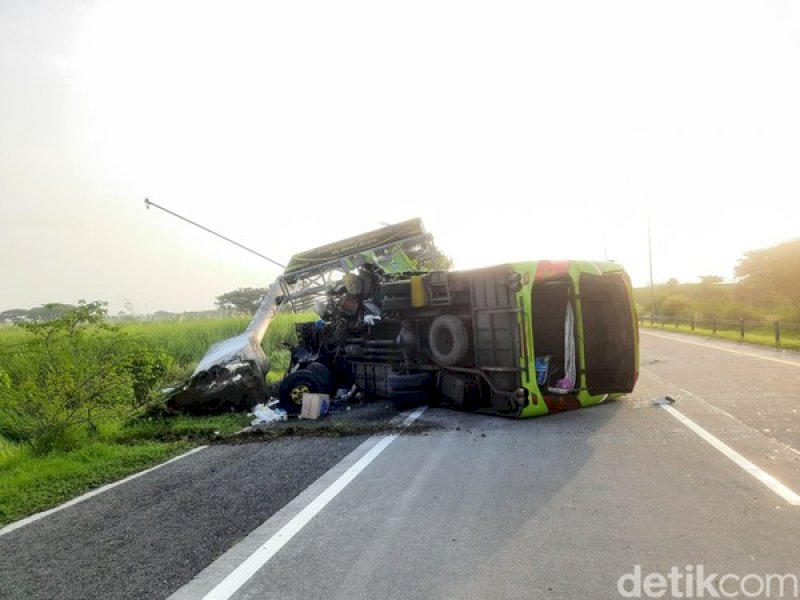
[0,301,172,454]
[126,342,174,407]
[717,301,760,322]
[660,294,693,317]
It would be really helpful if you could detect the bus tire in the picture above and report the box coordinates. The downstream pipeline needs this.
[306,362,332,391]
[278,370,323,414]
[428,314,469,366]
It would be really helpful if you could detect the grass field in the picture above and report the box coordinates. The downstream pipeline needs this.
[0,311,316,380]
[0,310,315,526]
[0,441,190,526]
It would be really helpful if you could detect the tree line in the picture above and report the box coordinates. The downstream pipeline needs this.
[636,238,800,322]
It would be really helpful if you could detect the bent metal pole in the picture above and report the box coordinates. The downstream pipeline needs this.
[144,198,286,269]
[245,277,285,344]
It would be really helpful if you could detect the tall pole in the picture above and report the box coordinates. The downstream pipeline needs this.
[647,198,655,325]
[144,198,285,269]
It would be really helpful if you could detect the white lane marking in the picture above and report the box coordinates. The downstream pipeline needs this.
[642,330,800,367]
[0,445,208,537]
[660,404,800,506]
[642,367,742,424]
[202,406,428,600]
[641,366,800,460]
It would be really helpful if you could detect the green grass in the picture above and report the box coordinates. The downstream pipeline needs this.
[640,322,800,351]
[120,316,251,370]
[0,412,251,526]
[0,434,18,462]
[0,311,317,382]
[119,311,316,378]
[0,440,190,526]
[109,413,252,443]
[0,325,37,382]
[0,312,320,528]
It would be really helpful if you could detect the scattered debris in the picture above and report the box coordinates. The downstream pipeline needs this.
[299,393,330,420]
[652,395,676,406]
[249,403,288,426]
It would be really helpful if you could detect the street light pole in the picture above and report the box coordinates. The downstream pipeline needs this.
[647,199,655,325]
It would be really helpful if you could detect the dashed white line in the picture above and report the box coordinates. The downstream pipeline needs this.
[0,445,208,537]
[201,406,428,600]
[660,404,800,506]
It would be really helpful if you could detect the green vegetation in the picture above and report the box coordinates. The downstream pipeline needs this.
[0,310,314,389]
[108,413,253,444]
[1,301,174,455]
[118,316,251,372]
[0,303,315,526]
[735,238,800,305]
[635,277,800,323]
[117,310,314,377]
[214,287,268,314]
[636,238,800,351]
[0,441,188,526]
[636,238,800,323]
[0,412,251,526]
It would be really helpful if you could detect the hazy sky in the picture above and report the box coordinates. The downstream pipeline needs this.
[2,0,800,315]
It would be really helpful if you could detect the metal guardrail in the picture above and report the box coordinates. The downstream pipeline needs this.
[640,314,800,348]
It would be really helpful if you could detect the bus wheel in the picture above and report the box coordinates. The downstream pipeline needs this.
[278,370,323,414]
[306,362,332,391]
[428,314,469,366]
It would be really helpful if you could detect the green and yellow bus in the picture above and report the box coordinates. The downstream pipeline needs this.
[280,248,639,417]
[170,218,638,417]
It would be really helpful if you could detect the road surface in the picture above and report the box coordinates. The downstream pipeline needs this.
[2,330,800,599]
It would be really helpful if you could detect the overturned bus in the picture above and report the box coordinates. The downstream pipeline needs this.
[274,221,639,418]
[280,257,639,418]
[169,218,638,418]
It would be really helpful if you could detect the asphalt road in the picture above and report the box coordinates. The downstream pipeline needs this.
[3,330,800,599]
[0,436,369,600]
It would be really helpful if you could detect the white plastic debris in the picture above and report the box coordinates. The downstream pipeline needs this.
[364,314,381,326]
[249,403,288,426]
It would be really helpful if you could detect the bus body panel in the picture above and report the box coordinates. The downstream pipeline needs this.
[283,259,639,418]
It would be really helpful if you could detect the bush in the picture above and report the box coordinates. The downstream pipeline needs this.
[126,342,174,407]
[717,301,760,322]
[0,301,173,454]
[660,294,693,317]
[777,306,800,324]
[0,307,319,453]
